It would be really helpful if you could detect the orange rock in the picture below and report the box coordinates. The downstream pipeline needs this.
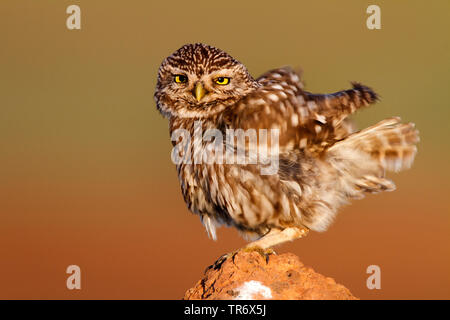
[184,251,357,300]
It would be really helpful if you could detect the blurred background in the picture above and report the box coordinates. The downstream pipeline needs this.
[0,0,449,299]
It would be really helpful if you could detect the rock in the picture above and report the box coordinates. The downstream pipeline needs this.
[184,250,357,300]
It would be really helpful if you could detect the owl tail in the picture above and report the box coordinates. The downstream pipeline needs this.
[327,117,419,194]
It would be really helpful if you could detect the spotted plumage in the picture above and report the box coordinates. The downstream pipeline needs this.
[154,43,419,248]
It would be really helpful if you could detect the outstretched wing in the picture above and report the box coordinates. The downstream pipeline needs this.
[221,67,378,153]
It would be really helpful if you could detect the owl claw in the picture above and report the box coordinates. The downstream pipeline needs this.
[206,253,229,272]
[206,251,237,272]
[206,246,276,272]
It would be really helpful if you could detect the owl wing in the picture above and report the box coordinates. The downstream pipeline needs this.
[222,67,378,153]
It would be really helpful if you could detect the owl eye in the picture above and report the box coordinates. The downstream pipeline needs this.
[174,74,187,83]
[215,77,230,85]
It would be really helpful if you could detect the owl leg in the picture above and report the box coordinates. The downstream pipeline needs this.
[209,227,308,268]
[245,226,309,250]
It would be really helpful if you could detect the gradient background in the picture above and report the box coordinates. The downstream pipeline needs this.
[1,0,449,299]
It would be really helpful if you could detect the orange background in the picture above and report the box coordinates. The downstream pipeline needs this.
[0,0,449,299]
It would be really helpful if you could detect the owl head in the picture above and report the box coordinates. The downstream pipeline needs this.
[154,43,259,118]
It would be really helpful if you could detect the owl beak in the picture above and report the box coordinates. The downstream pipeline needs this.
[194,82,206,102]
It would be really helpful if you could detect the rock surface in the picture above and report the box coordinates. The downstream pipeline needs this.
[184,250,357,300]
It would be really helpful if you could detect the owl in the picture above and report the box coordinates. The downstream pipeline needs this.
[154,43,419,250]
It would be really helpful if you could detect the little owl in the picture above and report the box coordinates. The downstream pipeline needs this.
[154,43,419,250]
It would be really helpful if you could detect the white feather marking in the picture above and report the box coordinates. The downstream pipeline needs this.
[254,98,266,105]
[307,100,317,111]
[267,93,279,102]
[298,106,308,119]
[291,114,299,126]
[202,215,218,240]
[299,138,307,148]
[314,114,327,124]
[271,84,283,90]
[282,180,302,195]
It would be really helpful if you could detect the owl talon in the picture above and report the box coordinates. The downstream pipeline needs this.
[207,249,238,272]
[207,246,275,271]
[207,253,230,271]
